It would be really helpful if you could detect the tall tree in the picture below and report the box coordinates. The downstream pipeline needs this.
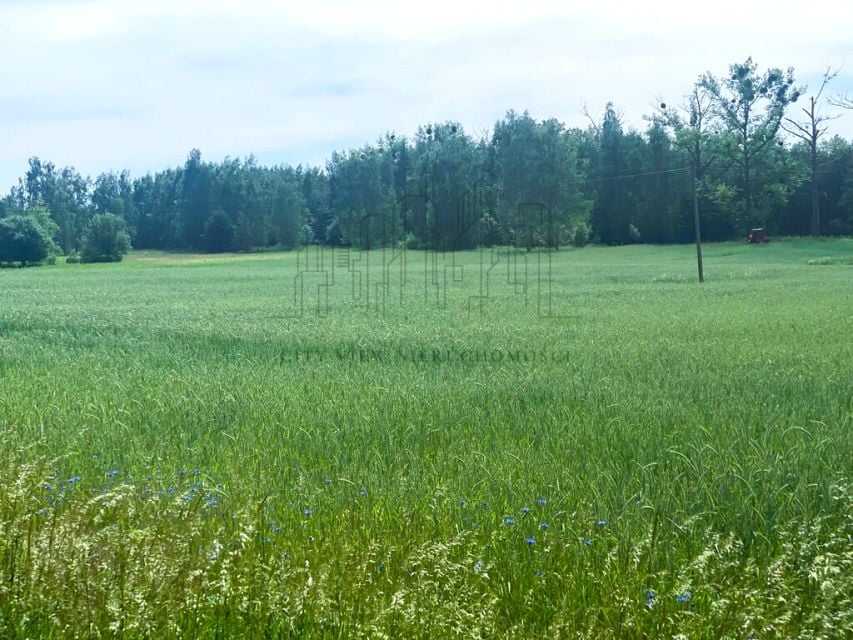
[700,58,801,229]
[590,103,632,244]
[780,67,840,236]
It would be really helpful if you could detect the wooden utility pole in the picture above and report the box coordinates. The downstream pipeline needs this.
[692,167,704,283]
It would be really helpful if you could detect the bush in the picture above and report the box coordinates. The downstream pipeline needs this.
[0,214,58,266]
[81,213,132,263]
[65,252,81,264]
[570,222,591,247]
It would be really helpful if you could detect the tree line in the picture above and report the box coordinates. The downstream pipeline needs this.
[2,58,852,263]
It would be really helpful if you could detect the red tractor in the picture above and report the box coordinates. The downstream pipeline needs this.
[747,228,770,243]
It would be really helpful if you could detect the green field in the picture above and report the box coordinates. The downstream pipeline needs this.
[1,239,851,638]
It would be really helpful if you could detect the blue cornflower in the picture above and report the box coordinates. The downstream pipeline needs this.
[36,508,47,516]
[377,561,385,572]
[582,537,592,546]
[191,469,201,477]
[525,536,536,546]
[303,508,313,517]
[359,489,368,498]
[540,521,549,530]
[676,592,692,604]
[474,561,485,572]
[42,482,52,491]
[177,469,186,478]
[481,501,489,509]
[645,590,656,600]
[536,497,547,506]
[459,499,467,507]
[68,475,81,485]
[596,518,607,526]
[503,516,516,525]
[534,569,543,577]
[323,477,332,485]
[107,470,119,479]
[521,506,531,514]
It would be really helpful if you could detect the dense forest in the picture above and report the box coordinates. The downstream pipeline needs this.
[2,58,852,256]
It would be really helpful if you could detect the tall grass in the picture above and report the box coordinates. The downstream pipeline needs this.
[0,238,851,637]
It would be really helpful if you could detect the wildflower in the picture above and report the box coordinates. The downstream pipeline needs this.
[645,589,656,600]
[481,501,489,509]
[534,569,543,577]
[303,508,313,517]
[377,561,385,572]
[359,489,368,498]
[191,469,201,477]
[582,537,592,546]
[471,521,479,529]
[68,475,81,485]
[536,497,547,506]
[540,521,549,530]
[459,499,467,507]
[596,518,607,526]
[474,561,485,572]
[323,477,332,485]
[676,591,692,604]
[525,536,536,546]
[42,483,52,491]
[36,508,47,516]
[208,541,222,562]
[503,516,516,525]
[107,470,119,479]
[521,506,531,514]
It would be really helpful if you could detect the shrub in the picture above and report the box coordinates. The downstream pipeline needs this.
[570,222,591,247]
[0,214,58,266]
[81,213,132,263]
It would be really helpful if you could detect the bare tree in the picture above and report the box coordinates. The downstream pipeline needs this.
[829,93,853,110]
[781,67,841,236]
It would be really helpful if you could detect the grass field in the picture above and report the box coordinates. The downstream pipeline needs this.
[1,238,851,638]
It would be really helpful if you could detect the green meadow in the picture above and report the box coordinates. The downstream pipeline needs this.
[1,238,851,638]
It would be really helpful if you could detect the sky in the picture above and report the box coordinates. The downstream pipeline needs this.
[2,0,853,191]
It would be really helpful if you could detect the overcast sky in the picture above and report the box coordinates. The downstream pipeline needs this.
[2,0,852,191]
